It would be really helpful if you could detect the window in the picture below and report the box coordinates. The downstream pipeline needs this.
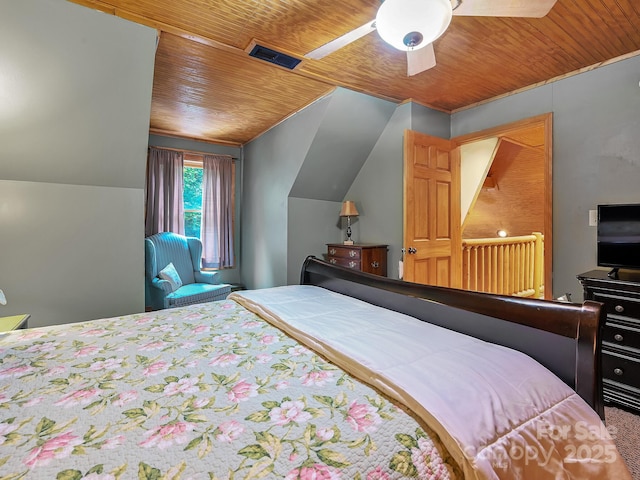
[183,153,236,268]
[145,147,235,269]
[183,158,204,238]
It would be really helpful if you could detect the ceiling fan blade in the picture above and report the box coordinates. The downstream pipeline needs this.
[453,0,557,17]
[305,21,376,60]
[407,44,436,76]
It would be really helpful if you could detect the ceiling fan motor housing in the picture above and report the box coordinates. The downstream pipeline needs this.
[376,0,453,51]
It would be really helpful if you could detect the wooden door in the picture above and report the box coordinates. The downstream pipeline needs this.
[403,130,461,288]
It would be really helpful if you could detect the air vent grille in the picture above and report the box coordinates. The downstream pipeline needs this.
[248,45,301,70]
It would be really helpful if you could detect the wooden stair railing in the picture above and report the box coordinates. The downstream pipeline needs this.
[462,232,544,297]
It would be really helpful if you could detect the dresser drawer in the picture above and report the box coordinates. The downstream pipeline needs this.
[592,292,640,319]
[603,321,640,350]
[602,351,640,390]
[327,246,361,260]
[327,257,361,270]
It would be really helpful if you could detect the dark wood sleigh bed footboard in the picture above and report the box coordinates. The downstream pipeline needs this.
[300,256,605,418]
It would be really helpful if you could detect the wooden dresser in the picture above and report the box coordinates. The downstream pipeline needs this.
[577,269,640,413]
[327,243,388,277]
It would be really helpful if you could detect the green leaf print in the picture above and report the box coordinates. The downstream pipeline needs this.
[238,444,269,460]
[395,433,419,449]
[389,451,418,477]
[316,449,350,468]
[56,469,83,480]
[138,462,162,480]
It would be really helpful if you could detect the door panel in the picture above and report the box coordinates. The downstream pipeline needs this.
[403,130,461,288]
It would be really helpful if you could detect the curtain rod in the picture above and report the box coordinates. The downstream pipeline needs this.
[149,145,238,160]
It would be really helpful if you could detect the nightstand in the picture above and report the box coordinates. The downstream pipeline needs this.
[326,243,388,276]
[0,314,30,332]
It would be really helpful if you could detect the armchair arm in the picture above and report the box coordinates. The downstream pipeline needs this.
[194,271,219,285]
[151,277,174,293]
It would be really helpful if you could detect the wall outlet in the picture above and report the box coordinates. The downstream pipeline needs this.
[589,209,597,227]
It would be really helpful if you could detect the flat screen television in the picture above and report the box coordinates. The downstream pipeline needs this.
[597,203,640,277]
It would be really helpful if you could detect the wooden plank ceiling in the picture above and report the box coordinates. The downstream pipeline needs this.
[71,0,640,146]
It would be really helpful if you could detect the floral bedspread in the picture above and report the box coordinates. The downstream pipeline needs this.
[0,298,460,479]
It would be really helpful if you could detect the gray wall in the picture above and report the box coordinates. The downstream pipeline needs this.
[452,57,640,300]
[344,103,450,279]
[148,134,243,286]
[242,96,331,289]
[0,0,157,326]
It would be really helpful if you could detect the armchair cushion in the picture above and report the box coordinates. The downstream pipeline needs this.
[158,262,183,292]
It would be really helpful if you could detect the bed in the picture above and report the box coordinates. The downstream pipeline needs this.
[0,256,631,479]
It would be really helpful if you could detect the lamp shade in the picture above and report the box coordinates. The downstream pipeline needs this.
[375,0,452,51]
[339,201,359,217]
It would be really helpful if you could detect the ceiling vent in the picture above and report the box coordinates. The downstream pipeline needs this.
[248,44,301,70]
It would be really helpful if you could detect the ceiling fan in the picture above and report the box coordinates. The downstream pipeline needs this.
[306,0,557,76]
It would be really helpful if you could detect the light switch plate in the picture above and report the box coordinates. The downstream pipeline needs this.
[589,209,597,227]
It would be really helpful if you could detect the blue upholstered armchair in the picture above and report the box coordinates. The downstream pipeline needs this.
[145,232,231,310]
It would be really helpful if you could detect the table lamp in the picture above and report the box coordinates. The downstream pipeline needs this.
[339,201,359,245]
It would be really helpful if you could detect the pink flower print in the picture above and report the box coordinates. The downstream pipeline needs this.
[213,333,237,343]
[410,437,451,479]
[275,381,289,390]
[90,357,123,371]
[209,353,240,367]
[25,397,44,407]
[23,431,83,468]
[180,341,196,349]
[80,328,108,337]
[227,379,258,403]
[215,420,245,443]
[25,342,56,354]
[185,360,198,368]
[164,377,200,396]
[285,464,341,480]
[288,345,311,356]
[316,427,334,442]
[241,321,261,329]
[301,370,333,387]
[366,467,391,480]
[151,324,174,333]
[192,324,210,334]
[255,353,272,364]
[269,400,312,426]
[0,365,35,379]
[74,346,100,358]
[139,422,195,449]
[346,401,381,433]
[220,302,234,309]
[190,397,209,409]
[54,387,103,407]
[46,366,66,376]
[101,435,125,450]
[0,422,18,445]
[16,330,47,340]
[139,341,166,351]
[259,334,277,345]
[113,390,138,407]
[135,316,154,325]
[142,361,169,377]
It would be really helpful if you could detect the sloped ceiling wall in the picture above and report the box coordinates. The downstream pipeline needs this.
[462,140,545,238]
[289,88,397,201]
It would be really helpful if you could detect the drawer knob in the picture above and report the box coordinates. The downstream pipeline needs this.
[614,333,624,342]
[371,261,379,268]
[329,258,337,264]
[615,305,625,313]
[349,250,357,257]
[348,261,357,268]
[614,368,624,376]
[329,248,336,255]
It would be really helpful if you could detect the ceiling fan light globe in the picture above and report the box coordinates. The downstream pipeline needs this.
[376,0,452,51]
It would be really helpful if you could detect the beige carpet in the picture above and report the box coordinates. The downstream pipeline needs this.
[605,406,640,479]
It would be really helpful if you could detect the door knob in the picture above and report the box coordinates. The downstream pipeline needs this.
[407,247,417,254]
